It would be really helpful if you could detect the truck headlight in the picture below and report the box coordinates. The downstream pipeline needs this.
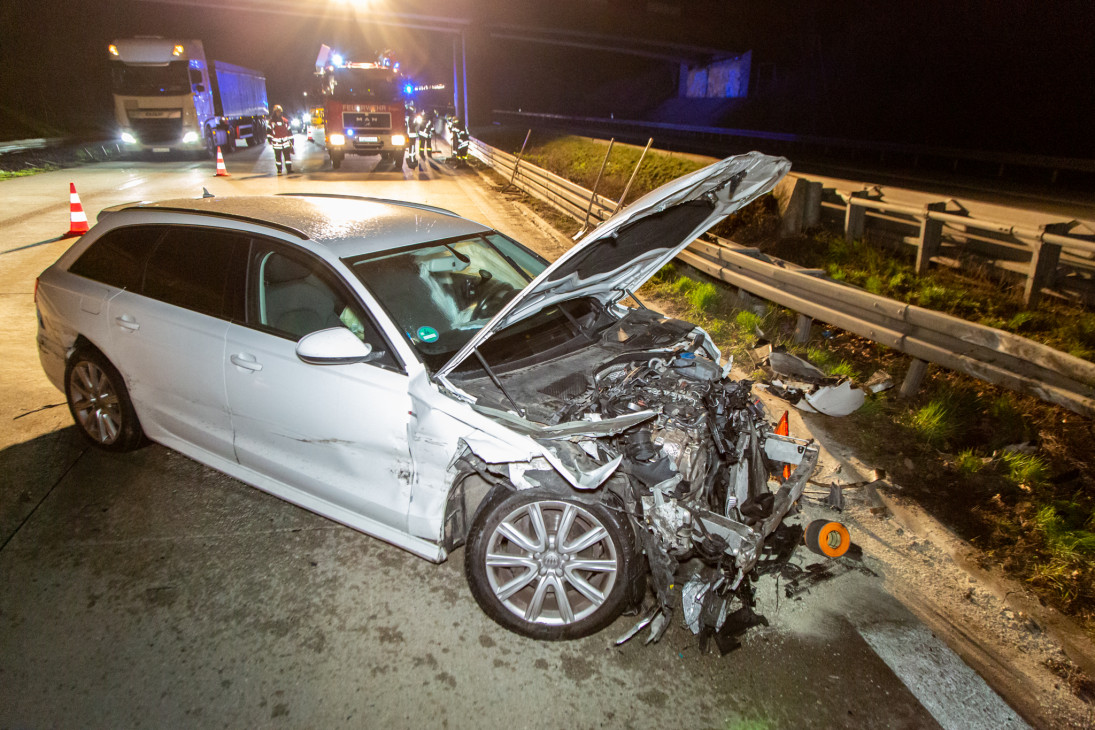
[391,134,406,147]
[182,131,200,144]
[121,131,136,144]
[329,133,346,146]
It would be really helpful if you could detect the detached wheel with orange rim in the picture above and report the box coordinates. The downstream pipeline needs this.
[804,519,851,558]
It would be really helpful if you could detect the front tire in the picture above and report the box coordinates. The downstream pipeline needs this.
[330,152,343,170]
[465,487,635,640]
[64,348,144,452]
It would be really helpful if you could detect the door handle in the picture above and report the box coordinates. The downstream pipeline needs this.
[230,353,263,372]
[114,315,140,332]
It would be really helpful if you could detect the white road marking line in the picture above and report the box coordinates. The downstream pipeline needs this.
[855,620,1030,730]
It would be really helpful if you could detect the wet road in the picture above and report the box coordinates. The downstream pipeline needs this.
[0,140,1025,728]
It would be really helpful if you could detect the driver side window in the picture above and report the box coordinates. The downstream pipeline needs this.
[248,244,399,370]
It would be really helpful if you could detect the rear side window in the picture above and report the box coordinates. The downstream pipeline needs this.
[144,228,247,319]
[68,226,163,291]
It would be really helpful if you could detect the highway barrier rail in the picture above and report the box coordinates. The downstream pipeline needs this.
[814,187,1095,308]
[490,111,1095,308]
[469,136,1095,416]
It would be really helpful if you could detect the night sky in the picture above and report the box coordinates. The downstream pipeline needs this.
[2,0,1092,157]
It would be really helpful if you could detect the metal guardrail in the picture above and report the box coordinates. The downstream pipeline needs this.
[810,187,1095,308]
[469,137,1095,417]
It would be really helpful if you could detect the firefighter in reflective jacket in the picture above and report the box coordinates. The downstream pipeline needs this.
[406,106,421,169]
[417,109,435,159]
[268,105,294,174]
[449,117,470,164]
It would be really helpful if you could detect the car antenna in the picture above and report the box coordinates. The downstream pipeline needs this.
[202,187,215,198]
[472,349,525,417]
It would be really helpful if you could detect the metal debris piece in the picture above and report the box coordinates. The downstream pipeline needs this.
[864,370,894,393]
[615,606,658,646]
[826,482,845,511]
[768,350,831,384]
[801,380,866,416]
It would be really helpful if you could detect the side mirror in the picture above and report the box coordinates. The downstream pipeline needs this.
[296,327,378,365]
[193,84,206,93]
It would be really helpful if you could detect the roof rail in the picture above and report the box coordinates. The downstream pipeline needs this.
[109,204,310,239]
[276,192,462,219]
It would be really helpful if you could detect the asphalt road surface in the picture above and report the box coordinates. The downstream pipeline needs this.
[0,138,1029,728]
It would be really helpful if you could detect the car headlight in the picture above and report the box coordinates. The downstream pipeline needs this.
[329,133,346,146]
[391,134,406,147]
[182,131,200,144]
[121,131,136,144]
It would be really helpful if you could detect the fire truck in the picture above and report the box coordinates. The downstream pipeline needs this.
[316,47,410,169]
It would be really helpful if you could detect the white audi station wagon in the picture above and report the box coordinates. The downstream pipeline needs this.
[36,152,826,642]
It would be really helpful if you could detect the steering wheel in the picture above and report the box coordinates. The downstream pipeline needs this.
[471,287,513,320]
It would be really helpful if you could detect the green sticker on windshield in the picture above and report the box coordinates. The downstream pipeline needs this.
[416,326,439,343]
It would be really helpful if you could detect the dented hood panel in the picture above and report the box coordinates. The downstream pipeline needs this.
[437,151,790,378]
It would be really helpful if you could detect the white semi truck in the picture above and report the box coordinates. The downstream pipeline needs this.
[108,37,268,157]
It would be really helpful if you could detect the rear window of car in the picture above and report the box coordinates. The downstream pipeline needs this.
[144,228,247,319]
[68,226,163,291]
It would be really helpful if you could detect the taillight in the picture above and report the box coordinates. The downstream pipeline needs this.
[34,277,39,304]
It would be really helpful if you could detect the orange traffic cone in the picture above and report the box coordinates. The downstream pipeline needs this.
[214,146,229,177]
[775,411,792,480]
[62,183,89,238]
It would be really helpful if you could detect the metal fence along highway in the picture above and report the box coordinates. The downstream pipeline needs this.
[469,136,1095,416]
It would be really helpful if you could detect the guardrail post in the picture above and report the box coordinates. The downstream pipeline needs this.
[793,314,813,344]
[804,181,823,228]
[899,358,928,399]
[502,129,532,193]
[915,202,948,276]
[844,191,870,243]
[1023,222,1070,308]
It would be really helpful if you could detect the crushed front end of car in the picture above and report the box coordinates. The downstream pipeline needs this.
[442,305,820,645]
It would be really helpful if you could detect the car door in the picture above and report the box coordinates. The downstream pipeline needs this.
[102,225,246,460]
[223,240,415,532]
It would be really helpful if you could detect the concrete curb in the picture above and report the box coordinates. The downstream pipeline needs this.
[868,484,1095,680]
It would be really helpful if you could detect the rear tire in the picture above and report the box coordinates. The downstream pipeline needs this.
[465,486,636,640]
[64,348,144,452]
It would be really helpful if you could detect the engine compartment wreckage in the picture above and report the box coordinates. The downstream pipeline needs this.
[446,307,833,649]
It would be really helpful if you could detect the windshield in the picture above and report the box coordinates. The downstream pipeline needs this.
[348,232,549,370]
[110,60,191,95]
[324,68,401,103]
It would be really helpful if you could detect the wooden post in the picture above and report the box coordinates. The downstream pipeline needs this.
[844,190,870,243]
[1022,222,1070,308]
[793,314,813,344]
[900,358,928,399]
[915,202,948,276]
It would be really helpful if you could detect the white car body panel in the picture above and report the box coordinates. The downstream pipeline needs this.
[224,322,416,532]
[106,291,235,460]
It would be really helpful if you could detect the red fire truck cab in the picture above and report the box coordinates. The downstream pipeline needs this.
[320,61,409,169]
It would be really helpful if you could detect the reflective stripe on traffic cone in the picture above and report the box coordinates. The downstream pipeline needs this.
[214,146,229,177]
[62,182,89,238]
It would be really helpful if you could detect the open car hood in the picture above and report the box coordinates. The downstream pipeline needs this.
[437,151,790,379]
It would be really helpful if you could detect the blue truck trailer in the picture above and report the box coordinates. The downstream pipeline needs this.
[109,37,268,156]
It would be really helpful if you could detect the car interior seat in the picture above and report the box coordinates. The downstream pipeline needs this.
[263,254,342,338]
